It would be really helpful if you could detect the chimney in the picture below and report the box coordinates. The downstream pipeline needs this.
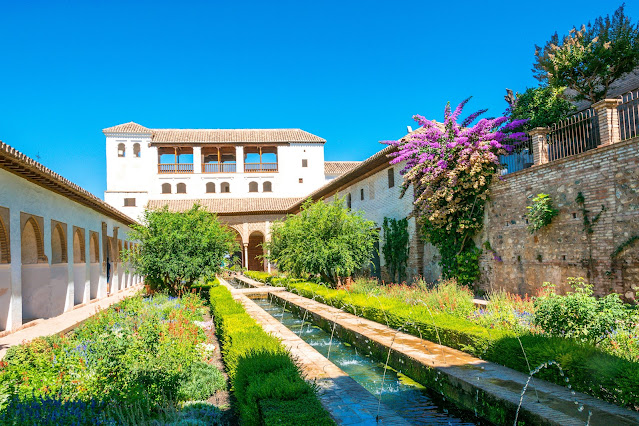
[407,126,413,133]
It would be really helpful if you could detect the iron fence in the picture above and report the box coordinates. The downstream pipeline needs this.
[500,136,533,175]
[547,108,600,161]
[618,88,639,141]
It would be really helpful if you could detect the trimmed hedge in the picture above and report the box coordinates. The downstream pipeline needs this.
[245,274,639,411]
[209,285,334,425]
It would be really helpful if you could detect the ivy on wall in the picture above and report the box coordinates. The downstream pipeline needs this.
[526,193,559,234]
[381,217,410,283]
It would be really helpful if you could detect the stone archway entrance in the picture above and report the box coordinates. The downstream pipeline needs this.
[247,231,265,271]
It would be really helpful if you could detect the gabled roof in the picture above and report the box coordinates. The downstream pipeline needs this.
[102,122,152,134]
[324,161,362,175]
[102,122,326,144]
[147,197,303,215]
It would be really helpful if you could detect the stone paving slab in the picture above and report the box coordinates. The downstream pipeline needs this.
[0,284,143,359]
[219,277,410,425]
[265,289,639,426]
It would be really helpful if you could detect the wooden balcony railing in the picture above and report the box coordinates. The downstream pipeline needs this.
[202,163,237,173]
[244,163,278,173]
[158,163,194,174]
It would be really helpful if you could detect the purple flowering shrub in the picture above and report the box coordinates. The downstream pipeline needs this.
[384,99,526,285]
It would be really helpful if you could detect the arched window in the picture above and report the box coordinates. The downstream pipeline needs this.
[73,228,85,263]
[206,182,216,193]
[221,182,230,193]
[248,181,258,193]
[90,232,99,263]
[161,183,172,194]
[176,183,186,194]
[51,223,68,264]
[133,143,141,158]
[118,143,126,157]
[263,181,272,192]
[0,217,10,264]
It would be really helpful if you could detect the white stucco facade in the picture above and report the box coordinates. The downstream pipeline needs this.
[0,162,142,332]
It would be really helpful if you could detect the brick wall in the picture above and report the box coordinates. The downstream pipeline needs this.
[475,136,639,300]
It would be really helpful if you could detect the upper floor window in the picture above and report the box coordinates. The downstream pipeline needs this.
[360,188,365,200]
[221,182,230,193]
[388,168,395,188]
[244,146,278,172]
[118,143,126,157]
[206,182,216,193]
[161,183,172,194]
[124,198,136,207]
[133,143,141,158]
[248,181,258,192]
[263,181,272,192]
[302,159,308,167]
[176,183,187,194]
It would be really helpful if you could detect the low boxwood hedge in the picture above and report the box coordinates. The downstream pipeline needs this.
[209,285,334,425]
[244,274,639,411]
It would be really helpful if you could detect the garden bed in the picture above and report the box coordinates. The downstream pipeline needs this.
[243,271,639,412]
[0,292,229,425]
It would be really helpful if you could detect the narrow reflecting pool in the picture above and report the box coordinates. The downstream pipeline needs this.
[251,294,487,425]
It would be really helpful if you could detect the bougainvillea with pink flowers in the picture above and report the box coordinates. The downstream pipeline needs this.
[384,98,526,285]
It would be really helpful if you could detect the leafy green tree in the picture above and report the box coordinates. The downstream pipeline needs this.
[382,217,409,283]
[505,86,575,131]
[125,204,237,295]
[533,4,639,103]
[266,197,378,287]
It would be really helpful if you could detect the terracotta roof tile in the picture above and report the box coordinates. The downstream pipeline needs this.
[147,197,304,215]
[103,122,326,143]
[102,122,152,134]
[324,161,362,175]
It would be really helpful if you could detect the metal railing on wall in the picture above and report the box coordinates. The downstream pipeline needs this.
[547,108,600,161]
[500,136,533,175]
[618,88,639,141]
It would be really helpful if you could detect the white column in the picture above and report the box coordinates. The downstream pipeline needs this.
[8,209,21,330]
[235,146,244,174]
[243,244,249,269]
[65,224,74,312]
[193,146,202,174]
[84,230,91,303]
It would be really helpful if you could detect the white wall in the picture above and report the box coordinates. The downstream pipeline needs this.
[0,168,138,331]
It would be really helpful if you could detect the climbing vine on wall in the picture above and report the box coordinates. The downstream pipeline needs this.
[384,98,526,286]
[382,217,410,283]
[575,191,606,282]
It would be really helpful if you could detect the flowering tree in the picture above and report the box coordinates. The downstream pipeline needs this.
[384,99,526,285]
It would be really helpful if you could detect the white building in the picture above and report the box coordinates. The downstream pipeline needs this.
[104,122,343,221]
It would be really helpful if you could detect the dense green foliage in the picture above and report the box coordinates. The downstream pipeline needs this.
[533,4,639,103]
[125,205,237,295]
[209,285,334,425]
[533,278,632,344]
[247,272,639,410]
[526,193,560,233]
[381,217,410,282]
[266,197,378,286]
[505,86,575,131]
[0,293,226,424]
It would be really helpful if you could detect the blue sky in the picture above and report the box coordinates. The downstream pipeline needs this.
[1,1,636,198]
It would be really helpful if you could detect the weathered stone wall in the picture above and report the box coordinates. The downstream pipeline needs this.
[475,137,639,300]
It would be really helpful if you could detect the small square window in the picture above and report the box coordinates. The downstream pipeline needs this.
[299,178,303,183]
[123,198,136,207]
[360,188,364,200]
[302,159,308,167]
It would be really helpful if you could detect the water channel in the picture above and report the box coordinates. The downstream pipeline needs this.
[248,292,486,425]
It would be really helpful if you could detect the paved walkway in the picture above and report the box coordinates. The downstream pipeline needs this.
[0,284,143,359]
[233,274,639,426]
